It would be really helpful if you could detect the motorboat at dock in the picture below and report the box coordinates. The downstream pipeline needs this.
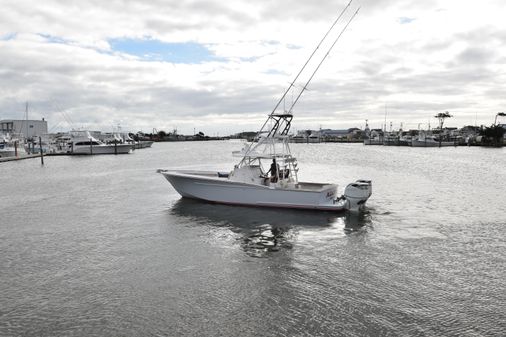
[411,131,455,147]
[67,131,134,154]
[0,133,27,158]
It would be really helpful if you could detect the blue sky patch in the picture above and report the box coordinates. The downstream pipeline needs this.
[109,38,221,63]
[39,34,69,44]
[1,33,17,41]
[398,17,416,24]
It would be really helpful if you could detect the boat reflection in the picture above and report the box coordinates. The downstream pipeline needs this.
[169,199,371,257]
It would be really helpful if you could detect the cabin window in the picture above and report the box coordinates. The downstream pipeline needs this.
[75,141,100,146]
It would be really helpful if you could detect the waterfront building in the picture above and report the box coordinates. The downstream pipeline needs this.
[0,119,48,139]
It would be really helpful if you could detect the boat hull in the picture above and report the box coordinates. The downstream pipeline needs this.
[71,144,133,154]
[159,170,349,211]
[135,141,153,149]
[411,139,455,147]
[0,149,17,158]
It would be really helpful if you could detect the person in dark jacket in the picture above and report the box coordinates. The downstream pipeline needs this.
[268,158,279,183]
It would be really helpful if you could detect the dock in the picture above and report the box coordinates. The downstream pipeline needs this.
[0,154,43,163]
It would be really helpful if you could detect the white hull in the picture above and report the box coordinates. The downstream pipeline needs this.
[0,149,17,158]
[135,140,154,149]
[71,144,133,154]
[0,145,26,158]
[363,138,383,145]
[411,139,455,147]
[159,170,371,212]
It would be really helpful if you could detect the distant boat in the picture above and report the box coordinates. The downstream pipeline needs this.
[67,131,133,154]
[411,131,455,147]
[135,140,154,149]
[0,133,27,158]
[382,132,400,146]
[26,135,52,154]
[119,133,153,149]
[363,133,383,145]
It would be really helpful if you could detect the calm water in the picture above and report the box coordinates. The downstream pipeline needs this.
[1,142,505,337]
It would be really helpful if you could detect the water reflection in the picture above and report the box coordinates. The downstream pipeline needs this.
[169,199,372,257]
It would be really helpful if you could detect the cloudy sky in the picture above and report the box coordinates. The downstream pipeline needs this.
[1,0,505,135]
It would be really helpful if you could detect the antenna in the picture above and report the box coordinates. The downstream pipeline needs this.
[384,103,387,132]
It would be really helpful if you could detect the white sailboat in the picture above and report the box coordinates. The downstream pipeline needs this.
[158,2,372,212]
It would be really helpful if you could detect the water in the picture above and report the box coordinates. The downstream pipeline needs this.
[1,142,505,336]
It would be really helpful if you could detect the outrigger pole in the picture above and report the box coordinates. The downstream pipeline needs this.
[286,7,361,115]
[252,0,356,140]
[269,0,354,117]
[239,2,359,165]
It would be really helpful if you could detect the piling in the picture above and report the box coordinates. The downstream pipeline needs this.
[39,136,44,165]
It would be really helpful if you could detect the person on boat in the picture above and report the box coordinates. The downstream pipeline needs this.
[268,158,279,183]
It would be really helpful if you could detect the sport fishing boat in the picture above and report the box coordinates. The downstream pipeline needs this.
[158,1,372,212]
[67,131,133,154]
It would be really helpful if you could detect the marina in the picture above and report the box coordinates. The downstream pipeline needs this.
[1,141,504,336]
[2,0,506,336]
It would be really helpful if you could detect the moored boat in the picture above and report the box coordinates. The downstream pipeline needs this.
[67,131,133,154]
[0,133,27,158]
[411,131,455,147]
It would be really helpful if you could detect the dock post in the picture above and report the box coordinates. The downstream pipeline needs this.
[14,141,18,157]
[39,136,44,165]
[114,139,117,155]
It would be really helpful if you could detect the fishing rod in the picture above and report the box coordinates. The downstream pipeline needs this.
[287,7,361,115]
[238,3,358,164]
[269,0,354,117]
[252,0,355,142]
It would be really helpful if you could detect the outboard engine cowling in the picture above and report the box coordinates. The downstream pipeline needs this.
[344,180,372,212]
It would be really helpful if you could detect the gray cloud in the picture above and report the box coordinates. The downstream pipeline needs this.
[1,0,505,134]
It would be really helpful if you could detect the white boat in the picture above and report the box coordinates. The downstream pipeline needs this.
[67,131,133,154]
[363,131,383,145]
[411,131,455,147]
[26,135,53,154]
[159,114,371,212]
[119,133,153,149]
[135,140,154,148]
[159,4,371,212]
[0,133,27,158]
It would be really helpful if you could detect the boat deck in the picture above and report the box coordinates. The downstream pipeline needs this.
[160,170,336,192]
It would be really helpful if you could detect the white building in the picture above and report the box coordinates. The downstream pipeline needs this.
[0,119,48,139]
